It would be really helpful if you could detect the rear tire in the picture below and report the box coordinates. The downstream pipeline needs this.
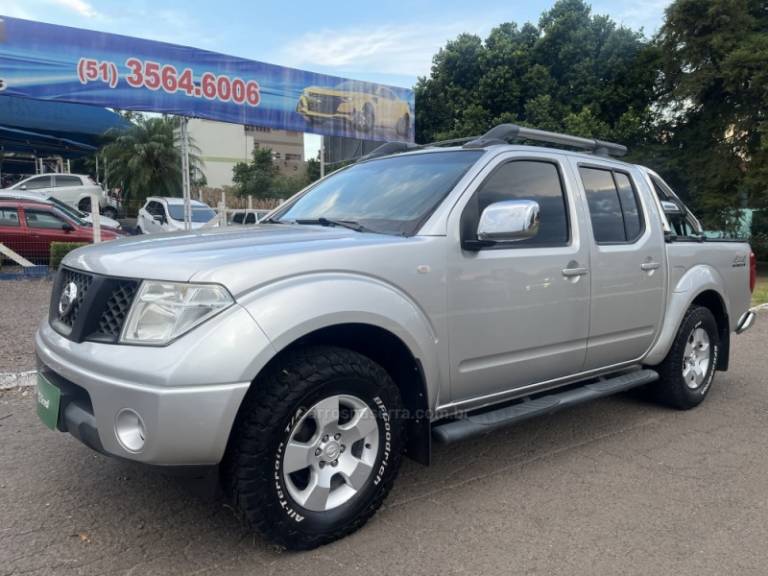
[222,345,404,550]
[652,305,720,410]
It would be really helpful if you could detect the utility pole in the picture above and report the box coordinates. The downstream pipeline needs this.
[320,136,325,179]
[180,116,192,231]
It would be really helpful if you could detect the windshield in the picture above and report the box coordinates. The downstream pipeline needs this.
[167,204,216,223]
[273,150,483,236]
[47,197,88,225]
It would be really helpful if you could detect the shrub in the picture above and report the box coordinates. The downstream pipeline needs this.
[49,242,89,270]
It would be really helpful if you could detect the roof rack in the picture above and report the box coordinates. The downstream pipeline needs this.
[358,141,420,161]
[463,123,627,157]
[357,136,478,163]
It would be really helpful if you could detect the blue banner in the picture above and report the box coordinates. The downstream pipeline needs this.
[0,16,415,142]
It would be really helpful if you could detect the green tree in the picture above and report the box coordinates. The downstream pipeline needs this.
[306,158,322,184]
[414,0,658,146]
[655,0,768,227]
[232,147,279,198]
[100,116,200,209]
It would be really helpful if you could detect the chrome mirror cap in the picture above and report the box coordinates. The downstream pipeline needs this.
[477,199,540,242]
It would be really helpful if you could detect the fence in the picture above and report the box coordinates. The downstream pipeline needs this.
[196,188,283,228]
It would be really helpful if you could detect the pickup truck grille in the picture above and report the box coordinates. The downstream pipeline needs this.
[55,269,93,329]
[50,268,139,343]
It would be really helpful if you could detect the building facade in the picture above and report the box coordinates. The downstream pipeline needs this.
[187,119,305,188]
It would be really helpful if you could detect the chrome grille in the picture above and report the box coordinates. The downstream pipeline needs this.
[97,281,138,340]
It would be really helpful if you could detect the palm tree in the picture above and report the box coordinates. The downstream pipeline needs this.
[101,116,201,211]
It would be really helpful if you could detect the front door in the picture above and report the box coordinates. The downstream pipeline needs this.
[575,162,666,370]
[446,154,591,406]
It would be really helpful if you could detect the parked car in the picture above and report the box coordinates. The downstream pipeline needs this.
[35,124,756,550]
[0,190,123,231]
[4,173,119,219]
[230,209,270,225]
[0,198,120,262]
[297,81,411,136]
[137,197,217,234]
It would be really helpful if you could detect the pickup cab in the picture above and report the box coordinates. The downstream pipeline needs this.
[35,124,757,550]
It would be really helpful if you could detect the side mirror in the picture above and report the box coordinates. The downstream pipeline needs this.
[472,199,540,247]
[19,184,27,190]
[62,223,75,232]
[153,214,166,224]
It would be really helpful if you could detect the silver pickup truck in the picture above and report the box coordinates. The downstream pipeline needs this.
[35,124,757,549]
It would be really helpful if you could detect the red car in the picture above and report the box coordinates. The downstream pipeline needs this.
[0,198,120,263]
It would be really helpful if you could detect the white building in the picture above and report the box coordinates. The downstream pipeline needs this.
[187,119,305,188]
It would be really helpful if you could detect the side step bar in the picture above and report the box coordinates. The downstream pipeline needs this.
[432,369,659,444]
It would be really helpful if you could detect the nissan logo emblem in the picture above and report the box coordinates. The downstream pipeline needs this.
[58,281,78,317]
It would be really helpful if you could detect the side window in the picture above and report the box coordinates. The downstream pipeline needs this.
[232,212,245,224]
[462,160,569,247]
[245,213,256,224]
[54,175,82,188]
[21,176,52,190]
[146,201,163,216]
[25,209,67,229]
[0,207,20,226]
[614,172,643,242]
[579,167,644,244]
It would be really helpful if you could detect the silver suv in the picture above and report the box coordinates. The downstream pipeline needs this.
[35,125,756,549]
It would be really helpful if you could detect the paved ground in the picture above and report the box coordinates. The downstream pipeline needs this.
[1,315,767,575]
[0,279,50,373]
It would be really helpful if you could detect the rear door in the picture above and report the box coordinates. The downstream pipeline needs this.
[574,161,666,370]
[52,175,85,206]
[447,152,591,405]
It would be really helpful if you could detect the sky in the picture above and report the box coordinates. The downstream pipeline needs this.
[0,0,671,157]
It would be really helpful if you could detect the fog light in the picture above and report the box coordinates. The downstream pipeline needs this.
[115,409,146,452]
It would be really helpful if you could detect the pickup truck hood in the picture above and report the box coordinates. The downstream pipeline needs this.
[63,224,412,295]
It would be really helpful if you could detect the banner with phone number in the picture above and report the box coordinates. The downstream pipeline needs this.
[0,16,415,142]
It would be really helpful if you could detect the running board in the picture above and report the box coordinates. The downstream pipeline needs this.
[432,369,659,444]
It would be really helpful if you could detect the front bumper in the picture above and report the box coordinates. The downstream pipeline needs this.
[34,305,275,465]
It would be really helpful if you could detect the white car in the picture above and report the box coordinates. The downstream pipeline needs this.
[137,197,217,234]
[5,173,118,218]
[0,190,122,230]
[230,209,271,225]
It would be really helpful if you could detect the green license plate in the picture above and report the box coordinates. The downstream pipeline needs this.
[36,372,61,430]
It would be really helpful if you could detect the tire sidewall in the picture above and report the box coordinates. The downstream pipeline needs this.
[674,310,719,402]
[267,375,401,535]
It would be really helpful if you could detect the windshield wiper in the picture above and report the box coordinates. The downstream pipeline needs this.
[294,218,377,233]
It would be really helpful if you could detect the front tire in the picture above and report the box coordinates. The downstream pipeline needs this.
[223,345,404,550]
[652,305,720,410]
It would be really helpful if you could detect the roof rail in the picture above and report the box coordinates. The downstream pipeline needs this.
[463,123,627,157]
[359,141,420,161]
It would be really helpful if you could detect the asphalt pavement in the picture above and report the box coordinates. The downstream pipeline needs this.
[1,314,767,575]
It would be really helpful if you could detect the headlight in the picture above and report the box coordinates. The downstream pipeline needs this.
[120,281,233,345]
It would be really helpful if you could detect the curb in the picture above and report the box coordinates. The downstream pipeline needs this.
[0,370,37,390]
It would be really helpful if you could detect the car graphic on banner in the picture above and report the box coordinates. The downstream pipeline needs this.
[297,81,412,139]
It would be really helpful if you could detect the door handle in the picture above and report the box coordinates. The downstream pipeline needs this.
[640,262,661,271]
[562,267,588,278]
